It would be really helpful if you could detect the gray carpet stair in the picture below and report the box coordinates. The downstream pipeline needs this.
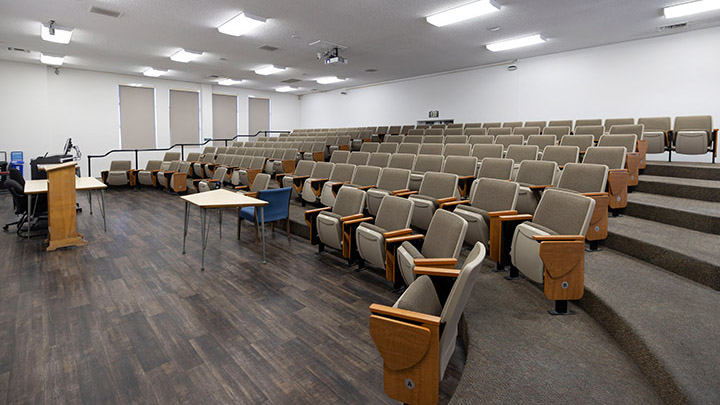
[626,192,720,235]
[636,174,720,202]
[581,249,720,404]
[644,161,720,181]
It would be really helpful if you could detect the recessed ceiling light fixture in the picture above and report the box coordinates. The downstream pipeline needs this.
[40,53,65,66]
[170,49,203,63]
[218,78,243,86]
[125,83,145,87]
[426,0,500,27]
[316,76,345,84]
[275,86,299,93]
[664,0,720,18]
[41,21,73,44]
[143,67,167,77]
[486,34,546,52]
[255,65,286,75]
[218,12,267,36]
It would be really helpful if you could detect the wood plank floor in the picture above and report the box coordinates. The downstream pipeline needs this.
[0,188,463,404]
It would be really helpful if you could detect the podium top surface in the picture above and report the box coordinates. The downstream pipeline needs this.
[181,189,268,209]
[40,161,77,172]
[24,177,108,194]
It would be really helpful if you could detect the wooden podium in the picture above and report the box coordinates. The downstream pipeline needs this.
[42,162,87,251]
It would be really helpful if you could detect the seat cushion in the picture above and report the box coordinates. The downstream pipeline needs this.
[358,222,387,235]
[455,205,489,223]
[394,275,442,316]
[400,241,423,260]
[410,194,438,207]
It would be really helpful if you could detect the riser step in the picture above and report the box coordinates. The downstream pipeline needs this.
[625,193,720,236]
[644,162,720,181]
[636,175,720,203]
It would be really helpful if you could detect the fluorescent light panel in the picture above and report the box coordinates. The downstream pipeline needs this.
[426,0,500,27]
[486,34,546,52]
[275,86,298,93]
[664,0,720,18]
[143,68,167,77]
[40,22,73,44]
[170,49,203,63]
[218,12,266,36]
[40,53,65,66]
[218,78,243,86]
[316,76,345,84]
[255,65,285,75]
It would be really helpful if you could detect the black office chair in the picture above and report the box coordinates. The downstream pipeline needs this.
[3,177,48,237]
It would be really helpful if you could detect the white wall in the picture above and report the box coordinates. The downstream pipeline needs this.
[0,60,301,178]
[300,26,720,162]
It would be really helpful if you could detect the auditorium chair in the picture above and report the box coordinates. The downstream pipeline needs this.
[425,128,443,136]
[443,144,471,157]
[136,160,162,188]
[378,143,399,154]
[548,120,573,129]
[329,150,350,164]
[236,156,267,187]
[444,129,464,137]
[400,125,414,135]
[192,153,214,178]
[418,143,443,155]
[385,135,403,144]
[477,157,514,180]
[360,142,380,153]
[101,160,131,186]
[368,152,391,168]
[269,148,298,175]
[387,126,402,135]
[555,163,610,250]
[447,123,464,129]
[494,134,524,152]
[505,144,539,177]
[163,161,190,193]
[305,186,366,253]
[348,151,371,166]
[542,146,579,179]
[560,134,595,154]
[444,177,519,248]
[155,161,180,187]
[483,122,502,129]
[597,134,640,186]
[228,156,252,186]
[671,115,717,163]
[512,160,558,215]
[513,126,541,141]
[464,127,488,136]
[524,120,547,131]
[370,241,486,405]
[583,146,628,212]
[423,135,444,144]
[503,121,523,130]
[388,153,416,170]
[408,129,425,136]
[464,122,483,129]
[235,173,271,197]
[354,196,415,270]
[404,135,424,144]
[574,125,605,142]
[195,166,228,193]
[638,116,671,155]
[390,209,468,287]
[399,172,460,230]
[366,168,412,215]
[296,162,334,204]
[442,156,477,198]
[398,143,420,154]
[543,125,571,139]
[575,119,602,127]
[303,142,326,161]
[499,188,595,314]
[408,154,443,191]
[604,118,634,130]
[280,160,315,198]
[472,144,504,171]
[204,154,232,178]
[527,135,557,157]
[488,127,512,137]
[303,163,354,205]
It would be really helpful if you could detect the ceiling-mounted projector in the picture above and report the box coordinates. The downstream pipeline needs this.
[316,46,348,65]
[325,56,347,65]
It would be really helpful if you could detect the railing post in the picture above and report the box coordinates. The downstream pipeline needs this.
[87,156,92,178]
[181,145,185,160]
[135,150,139,170]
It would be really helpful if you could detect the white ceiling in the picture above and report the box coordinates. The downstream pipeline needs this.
[1,0,719,94]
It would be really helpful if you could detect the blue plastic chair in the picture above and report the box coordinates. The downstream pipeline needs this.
[238,187,292,243]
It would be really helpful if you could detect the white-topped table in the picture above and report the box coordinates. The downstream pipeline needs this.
[23,176,108,239]
[181,189,269,270]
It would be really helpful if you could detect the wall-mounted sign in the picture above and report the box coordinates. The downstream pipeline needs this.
[429,110,439,118]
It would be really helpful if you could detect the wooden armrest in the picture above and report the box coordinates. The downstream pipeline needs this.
[395,190,419,197]
[457,175,475,180]
[528,184,553,190]
[341,213,365,222]
[386,234,425,244]
[532,235,586,241]
[357,185,376,191]
[488,210,518,217]
[150,170,162,174]
[436,197,457,204]
[391,188,411,195]
[413,258,457,267]
[369,304,440,326]
[382,228,413,238]
[244,192,259,198]
[292,175,310,182]
[304,207,332,215]
[581,192,608,197]
[206,179,220,183]
[499,214,533,221]
[608,169,628,173]
[309,178,329,185]
[414,267,461,278]
[344,216,374,226]
[440,200,470,209]
[234,185,249,190]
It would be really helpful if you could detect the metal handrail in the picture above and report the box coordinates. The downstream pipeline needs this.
[86,130,289,177]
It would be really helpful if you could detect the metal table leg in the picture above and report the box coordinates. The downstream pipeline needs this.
[219,209,222,239]
[260,205,266,264]
[100,189,106,232]
[88,189,93,215]
[27,194,31,240]
[182,201,189,254]
[200,208,211,271]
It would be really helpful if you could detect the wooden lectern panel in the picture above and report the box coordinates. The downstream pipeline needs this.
[43,162,87,251]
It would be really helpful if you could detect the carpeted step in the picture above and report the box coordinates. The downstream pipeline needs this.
[644,161,720,181]
[449,259,660,404]
[635,175,720,202]
[581,249,720,404]
[625,192,720,235]
[606,215,720,290]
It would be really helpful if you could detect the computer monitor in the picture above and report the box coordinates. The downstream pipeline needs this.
[63,138,73,155]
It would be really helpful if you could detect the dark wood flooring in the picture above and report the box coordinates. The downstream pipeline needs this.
[0,187,463,404]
